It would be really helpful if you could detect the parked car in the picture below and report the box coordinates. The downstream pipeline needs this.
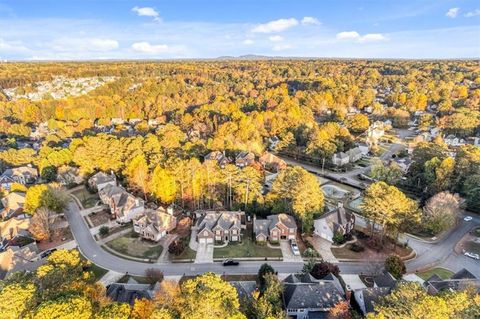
[223,259,239,266]
[290,239,300,256]
[40,248,57,259]
[464,216,473,222]
[464,252,480,260]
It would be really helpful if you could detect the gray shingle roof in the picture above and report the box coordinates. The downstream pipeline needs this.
[283,281,344,310]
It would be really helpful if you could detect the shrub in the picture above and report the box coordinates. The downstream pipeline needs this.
[310,261,340,279]
[99,226,109,237]
[168,240,185,256]
[333,232,345,245]
[349,243,365,252]
[145,268,164,284]
[258,263,275,292]
[384,254,406,279]
[303,248,319,258]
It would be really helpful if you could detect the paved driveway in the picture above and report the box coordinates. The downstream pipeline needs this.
[308,235,338,263]
[280,241,303,262]
[195,242,213,263]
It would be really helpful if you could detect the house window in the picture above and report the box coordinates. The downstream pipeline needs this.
[216,230,221,235]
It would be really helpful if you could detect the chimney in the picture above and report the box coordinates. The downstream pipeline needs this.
[345,286,352,301]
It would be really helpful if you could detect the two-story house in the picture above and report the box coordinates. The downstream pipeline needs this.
[314,203,355,242]
[133,207,177,242]
[88,171,117,191]
[204,151,230,168]
[0,166,38,190]
[99,184,144,223]
[331,152,349,167]
[235,151,255,168]
[282,273,345,319]
[195,210,245,244]
[259,152,287,172]
[253,213,297,243]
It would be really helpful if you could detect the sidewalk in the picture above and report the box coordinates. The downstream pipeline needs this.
[156,234,179,263]
[99,270,124,286]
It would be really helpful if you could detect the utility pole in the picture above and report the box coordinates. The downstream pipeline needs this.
[244,179,250,211]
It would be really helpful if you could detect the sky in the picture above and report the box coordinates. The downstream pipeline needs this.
[0,0,479,60]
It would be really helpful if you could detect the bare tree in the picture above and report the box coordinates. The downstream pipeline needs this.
[29,207,56,241]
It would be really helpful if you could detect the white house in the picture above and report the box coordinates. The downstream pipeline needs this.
[332,152,349,166]
[444,135,465,147]
[346,147,363,163]
[314,203,355,242]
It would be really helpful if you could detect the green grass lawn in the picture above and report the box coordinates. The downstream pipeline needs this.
[417,268,454,280]
[170,246,197,261]
[76,249,109,281]
[474,228,480,237]
[214,233,282,259]
[464,241,480,254]
[105,231,163,260]
[72,187,99,208]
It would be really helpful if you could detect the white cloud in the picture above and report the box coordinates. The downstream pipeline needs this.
[359,33,387,42]
[243,39,254,45]
[132,6,161,21]
[252,18,298,33]
[336,31,360,40]
[272,43,292,51]
[301,17,321,25]
[131,41,180,54]
[465,9,480,17]
[52,38,119,52]
[446,7,459,18]
[269,35,284,42]
[336,31,386,42]
[0,38,30,54]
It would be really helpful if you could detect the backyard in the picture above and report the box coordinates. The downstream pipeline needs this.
[72,187,99,209]
[417,267,454,280]
[88,209,112,227]
[105,230,163,260]
[214,226,282,259]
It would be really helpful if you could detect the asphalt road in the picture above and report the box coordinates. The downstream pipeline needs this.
[65,200,374,276]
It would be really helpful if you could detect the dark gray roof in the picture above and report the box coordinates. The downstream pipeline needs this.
[230,281,257,300]
[283,273,316,284]
[196,211,243,233]
[106,283,155,305]
[267,213,296,229]
[425,274,442,283]
[283,281,344,310]
[373,272,397,289]
[361,287,391,314]
[450,268,476,280]
[253,219,270,237]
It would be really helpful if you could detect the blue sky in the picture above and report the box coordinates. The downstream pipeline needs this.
[0,0,479,60]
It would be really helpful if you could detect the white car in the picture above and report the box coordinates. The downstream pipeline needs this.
[464,216,473,222]
[464,252,480,260]
[290,240,301,256]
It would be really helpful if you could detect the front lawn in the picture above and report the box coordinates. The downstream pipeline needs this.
[464,241,480,254]
[170,246,197,261]
[105,231,163,260]
[214,230,282,259]
[417,268,454,280]
[72,187,99,208]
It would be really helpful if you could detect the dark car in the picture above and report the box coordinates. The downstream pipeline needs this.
[223,259,239,266]
[40,248,57,259]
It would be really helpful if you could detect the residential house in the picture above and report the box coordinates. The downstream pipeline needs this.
[353,272,397,317]
[235,151,255,168]
[474,137,480,147]
[314,203,355,242]
[430,127,441,137]
[204,151,230,168]
[346,147,363,163]
[99,184,144,223]
[259,152,287,172]
[366,121,385,147]
[253,213,297,242]
[444,134,465,147]
[133,207,177,242]
[268,136,280,151]
[424,268,479,295]
[106,277,160,305]
[88,171,117,191]
[57,166,84,186]
[331,152,349,167]
[282,273,345,319]
[0,242,44,280]
[0,217,30,240]
[129,118,142,125]
[147,119,160,127]
[195,210,245,244]
[111,118,125,125]
[0,192,26,219]
[0,166,38,189]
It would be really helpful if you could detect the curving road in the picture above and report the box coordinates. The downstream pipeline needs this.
[65,196,479,278]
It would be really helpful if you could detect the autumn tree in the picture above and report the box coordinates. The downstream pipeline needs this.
[423,192,460,235]
[180,272,246,319]
[29,207,56,241]
[0,283,36,319]
[33,295,93,319]
[267,166,324,233]
[361,182,419,243]
[97,303,131,319]
[125,154,150,199]
[384,254,406,279]
[150,165,177,204]
[328,301,352,319]
[369,159,403,185]
[346,114,370,133]
[248,273,284,319]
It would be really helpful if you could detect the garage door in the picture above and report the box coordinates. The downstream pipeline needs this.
[231,236,238,241]
[206,238,213,244]
[199,238,207,244]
